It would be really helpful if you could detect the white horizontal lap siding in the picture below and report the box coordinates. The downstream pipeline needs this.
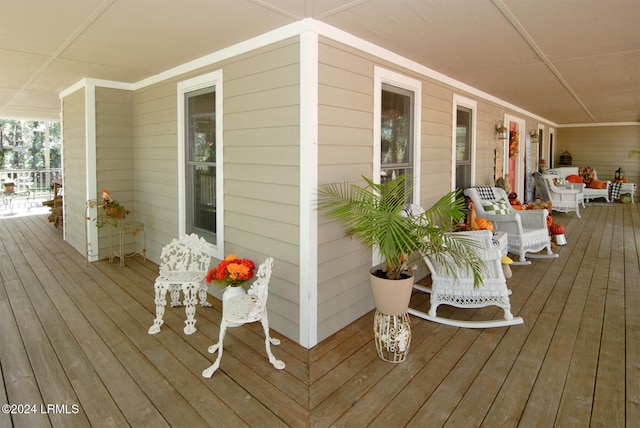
[316,38,378,343]
[133,82,181,262]
[557,125,640,184]
[474,102,505,186]
[95,88,134,258]
[223,39,302,342]
[420,82,456,203]
[61,89,88,255]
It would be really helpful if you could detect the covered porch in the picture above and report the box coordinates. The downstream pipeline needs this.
[1,202,638,427]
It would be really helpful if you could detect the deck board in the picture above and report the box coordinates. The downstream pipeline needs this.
[1,202,638,427]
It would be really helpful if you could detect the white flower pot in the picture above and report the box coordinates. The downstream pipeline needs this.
[222,285,246,327]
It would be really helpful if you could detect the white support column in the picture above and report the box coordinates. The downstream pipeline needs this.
[299,25,319,348]
[44,122,51,188]
[85,84,99,262]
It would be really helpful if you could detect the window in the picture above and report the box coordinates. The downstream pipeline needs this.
[453,95,476,191]
[455,106,472,190]
[186,88,216,239]
[178,71,223,258]
[381,84,414,184]
[374,67,421,202]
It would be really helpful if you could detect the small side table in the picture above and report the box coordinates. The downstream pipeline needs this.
[619,182,636,203]
[492,231,508,256]
[109,221,146,267]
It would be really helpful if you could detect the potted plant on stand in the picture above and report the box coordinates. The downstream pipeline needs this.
[95,189,129,228]
[318,174,484,362]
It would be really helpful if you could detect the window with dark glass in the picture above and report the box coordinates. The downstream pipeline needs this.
[185,87,216,243]
[455,105,472,191]
[380,84,414,191]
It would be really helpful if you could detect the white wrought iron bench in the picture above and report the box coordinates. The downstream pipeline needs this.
[148,234,212,335]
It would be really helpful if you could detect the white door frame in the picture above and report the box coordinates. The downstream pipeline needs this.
[504,114,525,199]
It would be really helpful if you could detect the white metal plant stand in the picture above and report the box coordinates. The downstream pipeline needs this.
[373,311,412,363]
[109,220,146,267]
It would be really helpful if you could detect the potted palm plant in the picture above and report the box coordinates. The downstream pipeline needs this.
[318,174,484,361]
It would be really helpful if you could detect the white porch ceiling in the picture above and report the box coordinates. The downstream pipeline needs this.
[1,0,638,124]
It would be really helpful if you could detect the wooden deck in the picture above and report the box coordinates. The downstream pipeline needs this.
[1,202,638,427]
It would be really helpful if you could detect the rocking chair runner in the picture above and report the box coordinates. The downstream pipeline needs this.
[202,257,285,378]
[148,234,212,335]
[464,186,558,265]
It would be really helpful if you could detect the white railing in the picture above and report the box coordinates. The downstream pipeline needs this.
[1,168,62,195]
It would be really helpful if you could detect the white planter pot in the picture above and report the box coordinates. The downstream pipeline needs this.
[222,285,246,327]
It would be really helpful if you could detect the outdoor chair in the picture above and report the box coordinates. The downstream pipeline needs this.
[401,205,523,328]
[202,257,285,378]
[464,186,557,265]
[411,230,523,328]
[533,172,582,218]
[547,167,610,203]
[148,233,212,335]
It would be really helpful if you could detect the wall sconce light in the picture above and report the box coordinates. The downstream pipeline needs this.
[529,129,539,144]
[495,120,508,140]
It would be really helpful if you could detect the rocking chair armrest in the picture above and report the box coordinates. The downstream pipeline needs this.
[447,230,502,261]
[517,209,549,228]
[482,214,525,235]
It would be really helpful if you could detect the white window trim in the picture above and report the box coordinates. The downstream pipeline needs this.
[537,123,545,166]
[373,67,421,267]
[373,66,422,201]
[548,127,555,168]
[452,95,477,190]
[177,70,224,259]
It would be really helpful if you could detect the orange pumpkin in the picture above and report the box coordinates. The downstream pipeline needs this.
[476,217,493,231]
[550,223,565,235]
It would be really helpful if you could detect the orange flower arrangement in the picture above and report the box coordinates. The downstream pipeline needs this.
[206,254,255,287]
[509,130,519,158]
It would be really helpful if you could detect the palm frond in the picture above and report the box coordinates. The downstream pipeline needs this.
[318,174,485,283]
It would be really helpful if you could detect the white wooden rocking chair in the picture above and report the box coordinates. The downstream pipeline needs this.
[202,257,285,378]
[409,230,524,328]
[464,186,557,265]
[148,234,212,335]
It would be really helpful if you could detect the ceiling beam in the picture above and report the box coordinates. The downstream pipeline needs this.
[491,0,598,123]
